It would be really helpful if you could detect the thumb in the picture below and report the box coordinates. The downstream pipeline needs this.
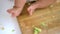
[29,9,35,16]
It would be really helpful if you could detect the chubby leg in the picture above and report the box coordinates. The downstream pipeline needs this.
[27,0,56,15]
[7,0,26,17]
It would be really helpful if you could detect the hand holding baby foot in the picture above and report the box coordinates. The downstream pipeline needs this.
[7,0,56,17]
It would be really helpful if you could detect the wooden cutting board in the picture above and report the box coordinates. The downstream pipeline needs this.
[17,1,60,34]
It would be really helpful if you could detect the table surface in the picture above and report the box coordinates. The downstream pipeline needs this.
[17,1,60,34]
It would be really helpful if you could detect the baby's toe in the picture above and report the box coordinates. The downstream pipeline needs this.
[12,12,17,17]
[12,11,20,17]
[7,9,14,14]
[7,9,12,13]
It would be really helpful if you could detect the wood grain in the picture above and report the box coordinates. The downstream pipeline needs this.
[17,2,60,34]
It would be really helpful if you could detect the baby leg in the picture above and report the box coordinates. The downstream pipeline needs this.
[7,0,26,17]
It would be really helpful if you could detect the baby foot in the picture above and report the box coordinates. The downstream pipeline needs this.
[7,8,22,17]
[27,0,56,15]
